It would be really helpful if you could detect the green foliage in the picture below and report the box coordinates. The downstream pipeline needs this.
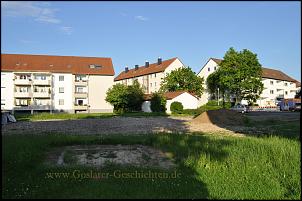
[219,47,264,104]
[207,47,264,105]
[160,67,204,98]
[170,101,184,114]
[150,92,166,112]
[106,80,144,113]
[127,80,144,111]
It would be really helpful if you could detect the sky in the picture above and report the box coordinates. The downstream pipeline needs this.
[1,1,301,81]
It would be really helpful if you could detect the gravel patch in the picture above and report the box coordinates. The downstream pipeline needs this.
[2,116,192,135]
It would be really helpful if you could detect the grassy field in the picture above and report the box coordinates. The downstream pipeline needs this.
[14,111,168,121]
[2,133,300,199]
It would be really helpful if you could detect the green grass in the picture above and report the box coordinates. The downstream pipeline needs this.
[244,116,300,140]
[2,133,300,199]
[14,112,168,121]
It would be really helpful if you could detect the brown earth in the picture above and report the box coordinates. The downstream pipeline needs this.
[191,109,245,126]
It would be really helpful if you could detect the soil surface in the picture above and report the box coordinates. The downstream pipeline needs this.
[2,111,299,136]
[46,145,176,169]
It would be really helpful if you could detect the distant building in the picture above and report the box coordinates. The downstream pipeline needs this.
[142,91,199,114]
[114,57,185,94]
[197,58,301,106]
[1,54,115,113]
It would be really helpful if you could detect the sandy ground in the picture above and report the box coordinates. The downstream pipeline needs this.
[2,112,299,136]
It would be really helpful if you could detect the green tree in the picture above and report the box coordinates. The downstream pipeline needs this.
[218,47,264,105]
[105,80,144,113]
[160,67,204,98]
[150,92,166,112]
[127,80,144,111]
[206,68,229,107]
[105,83,129,113]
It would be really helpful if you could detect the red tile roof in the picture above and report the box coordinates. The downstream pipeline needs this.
[210,58,300,84]
[1,54,115,75]
[114,57,178,81]
[143,91,198,100]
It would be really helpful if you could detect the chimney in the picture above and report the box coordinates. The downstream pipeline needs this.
[135,65,139,70]
[157,57,162,65]
[125,66,129,73]
[145,61,149,68]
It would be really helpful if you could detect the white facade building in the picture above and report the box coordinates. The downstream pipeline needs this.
[114,57,185,93]
[142,91,199,114]
[197,58,301,107]
[1,54,115,113]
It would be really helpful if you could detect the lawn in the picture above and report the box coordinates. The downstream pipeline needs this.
[2,133,300,199]
[14,111,168,121]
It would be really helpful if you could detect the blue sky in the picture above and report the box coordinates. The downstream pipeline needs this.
[1,1,301,81]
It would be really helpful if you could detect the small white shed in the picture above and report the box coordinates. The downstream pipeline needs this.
[142,91,199,114]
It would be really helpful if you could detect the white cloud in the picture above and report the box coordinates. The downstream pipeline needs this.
[1,1,60,24]
[60,26,73,35]
[135,15,148,21]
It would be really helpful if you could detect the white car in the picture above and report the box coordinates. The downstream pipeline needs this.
[230,104,249,113]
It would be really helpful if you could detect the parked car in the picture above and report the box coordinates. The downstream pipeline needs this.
[230,104,249,113]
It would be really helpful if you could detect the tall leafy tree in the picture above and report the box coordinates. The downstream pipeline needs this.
[219,47,264,105]
[160,67,204,98]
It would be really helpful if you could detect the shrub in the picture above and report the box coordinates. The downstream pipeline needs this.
[150,92,166,112]
[106,81,144,113]
[170,101,183,114]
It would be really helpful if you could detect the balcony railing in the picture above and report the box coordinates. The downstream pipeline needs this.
[14,92,32,98]
[33,92,51,98]
[14,79,32,85]
[74,104,88,110]
[33,79,51,85]
[14,104,53,110]
[74,92,88,98]
[74,80,88,85]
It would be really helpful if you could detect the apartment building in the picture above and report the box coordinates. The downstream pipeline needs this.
[114,57,185,93]
[1,54,115,113]
[197,58,301,106]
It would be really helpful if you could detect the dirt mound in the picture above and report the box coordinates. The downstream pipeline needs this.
[192,109,245,126]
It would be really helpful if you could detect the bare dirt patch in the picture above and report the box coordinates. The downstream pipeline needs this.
[46,145,176,169]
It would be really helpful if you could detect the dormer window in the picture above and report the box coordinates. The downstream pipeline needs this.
[89,64,102,69]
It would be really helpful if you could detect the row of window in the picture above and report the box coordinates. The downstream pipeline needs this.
[269,90,288,95]
[15,75,86,82]
[208,66,217,72]
[150,82,157,87]
[270,80,288,86]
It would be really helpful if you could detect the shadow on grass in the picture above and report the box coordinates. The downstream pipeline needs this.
[2,133,232,199]
[193,110,300,140]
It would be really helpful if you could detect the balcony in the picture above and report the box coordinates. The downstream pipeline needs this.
[74,79,88,85]
[14,104,53,110]
[14,92,32,98]
[74,92,88,98]
[74,104,88,110]
[33,92,51,98]
[33,79,51,85]
[14,79,32,85]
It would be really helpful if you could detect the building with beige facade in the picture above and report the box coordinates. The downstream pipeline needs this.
[197,58,301,107]
[1,54,115,113]
[114,57,185,93]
